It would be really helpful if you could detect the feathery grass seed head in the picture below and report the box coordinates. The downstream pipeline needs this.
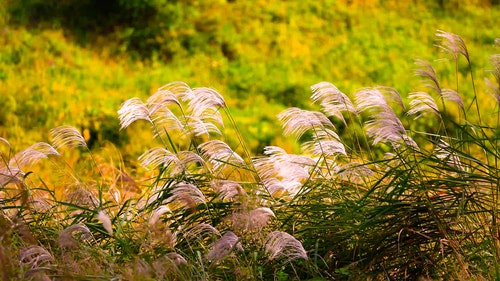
[277,108,335,140]
[206,231,242,262]
[407,92,440,119]
[50,126,88,150]
[118,97,152,129]
[436,30,470,61]
[264,231,307,263]
[9,142,59,169]
[198,140,245,171]
[165,182,206,211]
[311,82,356,123]
[19,245,54,270]
[58,224,95,250]
[97,210,113,236]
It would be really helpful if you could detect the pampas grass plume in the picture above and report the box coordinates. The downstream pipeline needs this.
[264,231,307,263]
[50,125,88,150]
[206,231,242,262]
[97,210,113,236]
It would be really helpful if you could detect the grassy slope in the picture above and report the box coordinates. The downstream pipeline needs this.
[1,1,499,156]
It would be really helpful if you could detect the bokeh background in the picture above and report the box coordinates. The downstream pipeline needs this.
[1,0,499,157]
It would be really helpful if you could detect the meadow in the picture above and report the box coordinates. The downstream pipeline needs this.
[2,0,500,280]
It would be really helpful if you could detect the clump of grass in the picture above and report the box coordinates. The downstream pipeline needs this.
[1,30,500,280]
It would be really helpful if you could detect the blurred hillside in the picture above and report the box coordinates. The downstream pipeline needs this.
[1,0,499,156]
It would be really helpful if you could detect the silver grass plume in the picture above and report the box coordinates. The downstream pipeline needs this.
[149,106,184,138]
[183,115,222,137]
[278,108,335,140]
[152,252,188,279]
[149,205,172,225]
[58,224,95,250]
[164,252,187,265]
[415,59,441,94]
[184,223,221,243]
[264,231,307,263]
[435,140,465,171]
[183,87,226,117]
[176,87,226,138]
[157,81,192,97]
[441,88,464,111]
[377,86,406,112]
[356,88,418,150]
[436,30,470,62]
[0,166,23,187]
[253,146,315,196]
[65,185,100,209]
[227,207,275,232]
[146,88,181,116]
[211,180,247,201]
[164,182,206,211]
[206,231,243,262]
[336,162,374,183]
[146,88,185,138]
[97,210,113,235]
[50,125,88,150]
[9,142,59,170]
[364,112,418,149]
[355,88,392,114]
[301,128,347,157]
[19,245,54,271]
[139,148,206,176]
[118,97,152,129]
[407,92,440,119]
[139,147,178,171]
[310,82,357,124]
[198,140,245,172]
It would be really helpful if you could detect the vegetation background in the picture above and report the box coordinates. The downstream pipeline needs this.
[1,0,498,156]
[2,0,500,280]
